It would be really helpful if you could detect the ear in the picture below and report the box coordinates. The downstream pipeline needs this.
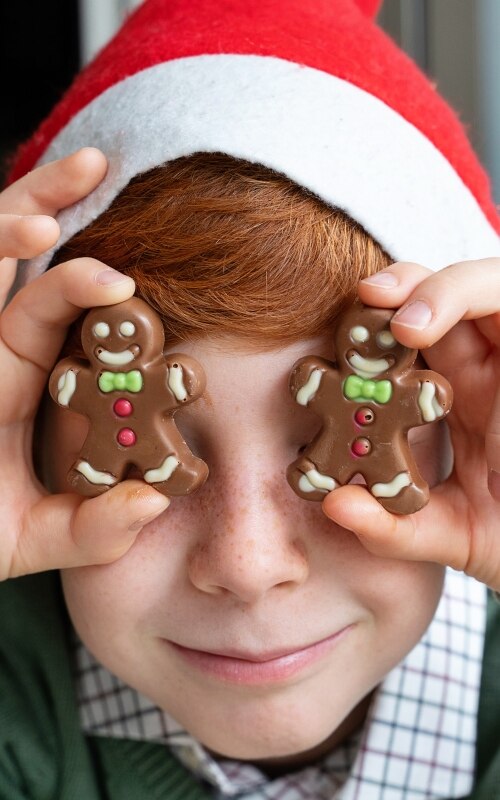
[353,0,383,18]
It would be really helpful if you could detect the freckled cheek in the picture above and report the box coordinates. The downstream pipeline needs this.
[61,546,182,650]
[355,561,444,648]
[292,504,445,623]
[381,564,444,666]
[59,502,196,623]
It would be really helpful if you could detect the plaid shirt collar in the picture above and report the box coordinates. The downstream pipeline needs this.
[73,568,486,799]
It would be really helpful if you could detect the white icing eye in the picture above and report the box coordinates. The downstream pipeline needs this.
[350,325,370,343]
[376,330,396,349]
[93,322,110,338]
[120,321,136,337]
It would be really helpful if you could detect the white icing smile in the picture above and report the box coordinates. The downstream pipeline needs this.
[95,347,138,365]
[348,351,392,379]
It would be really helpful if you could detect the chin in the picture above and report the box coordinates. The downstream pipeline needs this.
[198,725,331,762]
[167,687,356,762]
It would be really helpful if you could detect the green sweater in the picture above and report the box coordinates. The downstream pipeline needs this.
[1,572,500,799]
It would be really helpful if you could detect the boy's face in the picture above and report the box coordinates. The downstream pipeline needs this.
[46,335,445,765]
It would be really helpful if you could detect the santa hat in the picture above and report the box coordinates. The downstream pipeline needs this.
[10,0,500,281]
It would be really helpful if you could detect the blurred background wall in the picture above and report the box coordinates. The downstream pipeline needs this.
[1,0,499,200]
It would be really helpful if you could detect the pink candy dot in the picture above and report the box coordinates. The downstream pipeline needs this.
[355,407,375,426]
[351,437,371,457]
[117,428,136,447]
[113,398,133,417]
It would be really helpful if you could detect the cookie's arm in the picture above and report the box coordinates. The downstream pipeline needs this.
[290,356,339,415]
[48,358,92,415]
[408,369,453,425]
[162,354,206,411]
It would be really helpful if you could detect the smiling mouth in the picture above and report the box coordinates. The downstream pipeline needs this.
[95,345,140,365]
[348,351,394,378]
[164,626,353,684]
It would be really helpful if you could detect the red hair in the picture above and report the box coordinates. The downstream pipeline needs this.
[57,153,391,351]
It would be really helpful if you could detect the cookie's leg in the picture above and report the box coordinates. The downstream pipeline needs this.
[287,456,339,502]
[370,471,429,515]
[68,459,119,497]
[143,452,208,497]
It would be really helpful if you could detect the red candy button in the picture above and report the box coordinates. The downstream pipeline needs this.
[113,398,133,417]
[355,407,375,426]
[351,437,372,457]
[117,428,136,447]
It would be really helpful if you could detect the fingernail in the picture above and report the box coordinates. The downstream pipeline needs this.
[95,268,132,286]
[393,300,432,330]
[129,501,170,532]
[360,272,399,288]
[488,470,500,501]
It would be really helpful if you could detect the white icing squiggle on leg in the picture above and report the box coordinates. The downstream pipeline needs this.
[57,370,77,406]
[76,460,117,486]
[418,381,444,422]
[296,369,323,406]
[371,471,411,498]
[298,469,337,493]
[144,455,179,484]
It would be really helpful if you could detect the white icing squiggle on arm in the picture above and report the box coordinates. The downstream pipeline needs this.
[296,369,323,406]
[57,370,77,406]
[418,381,444,422]
[168,365,188,401]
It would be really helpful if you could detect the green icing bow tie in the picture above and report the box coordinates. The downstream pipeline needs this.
[343,374,392,404]
[98,370,143,393]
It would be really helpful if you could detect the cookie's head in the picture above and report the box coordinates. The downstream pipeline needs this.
[81,297,165,369]
[335,303,416,378]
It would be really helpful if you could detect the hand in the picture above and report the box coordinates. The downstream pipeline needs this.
[322,259,500,590]
[0,148,169,580]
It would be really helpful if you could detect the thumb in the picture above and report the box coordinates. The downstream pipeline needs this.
[321,483,469,570]
[10,481,170,577]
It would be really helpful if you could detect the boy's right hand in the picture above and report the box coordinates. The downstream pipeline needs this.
[0,148,170,580]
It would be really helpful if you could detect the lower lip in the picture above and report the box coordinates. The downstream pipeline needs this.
[166,627,352,685]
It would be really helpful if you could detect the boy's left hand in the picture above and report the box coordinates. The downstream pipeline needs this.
[322,258,500,591]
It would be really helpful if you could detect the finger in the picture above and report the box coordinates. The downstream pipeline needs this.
[9,482,170,578]
[475,314,500,349]
[358,261,433,308]
[371,258,500,350]
[0,147,107,217]
[0,258,18,310]
[486,384,500,501]
[0,215,61,312]
[322,484,471,570]
[360,261,498,377]
[419,319,490,377]
[1,257,135,374]
[0,213,60,260]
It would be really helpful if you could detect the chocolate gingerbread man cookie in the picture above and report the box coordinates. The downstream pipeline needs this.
[287,302,453,514]
[49,297,209,498]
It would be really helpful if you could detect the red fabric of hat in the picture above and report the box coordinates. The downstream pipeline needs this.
[10,0,499,281]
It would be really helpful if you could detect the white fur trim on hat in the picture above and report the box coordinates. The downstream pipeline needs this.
[22,54,500,280]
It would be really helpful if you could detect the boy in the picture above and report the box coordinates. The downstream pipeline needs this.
[1,1,500,797]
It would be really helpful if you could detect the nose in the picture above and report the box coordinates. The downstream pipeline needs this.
[187,471,309,604]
